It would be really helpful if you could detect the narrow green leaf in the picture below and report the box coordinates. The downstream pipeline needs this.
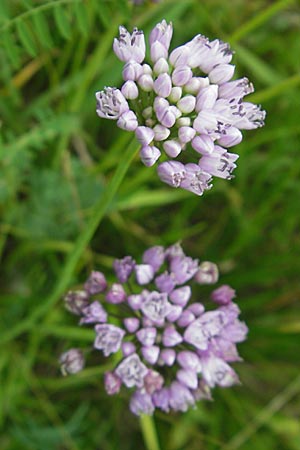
[0,0,10,25]
[94,0,110,28]
[74,2,89,36]
[32,11,54,49]
[16,19,37,57]
[54,4,71,40]
[2,30,21,68]
[249,73,300,103]
[234,43,282,86]
[22,0,34,10]
[230,0,296,43]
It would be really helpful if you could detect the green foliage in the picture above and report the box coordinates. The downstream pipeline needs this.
[1,0,300,449]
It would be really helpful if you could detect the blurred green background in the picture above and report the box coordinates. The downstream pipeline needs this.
[1,0,300,449]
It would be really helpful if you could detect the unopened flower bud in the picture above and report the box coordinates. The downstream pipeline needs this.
[153,124,170,141]
[79,301,107,324]
[172,66,192,86]
[137,327,157,347]
[135,264,155,285]
[186,302,205,316]
[121,80,139,99]
[117,110,138,131]
[144,369,164,394]
[153,57,169,75]
[162,326,183,347]
[196,85,218,111]
[178,126,196,144]
[142,245,165,272]
[191,134,214,155]
[177,310,195,327]
[145,118,155,127]
[154,96,169,117]
[169,286,191,307]
[138,74,154,92]
[160,108,177,128]
[104,371,122,395]
[64,290,89,315]
[211,285,236,305]
[209,64,235,85]
[176,117,191,127]
[130,390,155,416]
[155,272,176,293]
[168,86,182,103]
[142,346,160,365]
[84,271,107,295]
[142,106,153,119]
[177,95,196,114]
[127,294,143,310]
[124,317,140,333]
[149,19,173,50]
[217,126,243,147]
[163,140,182,158]
[113,256,135,283]
[122,61,143,81]
[169,45,190,67]
[122,341,136,357]
[60,349,84,376]
[169,105,182,119]
[106,283,126,304]
[140,145,161,167]
[135,126,155,146]
[184,77,204,94]
[166,305,183,322]
[177,369,198,389]
[154,73,172,98]
[177,351,202,372]
[142,63,153,75]
[194,261,219,284]
[150,41,168,62]
[159,349,176,366]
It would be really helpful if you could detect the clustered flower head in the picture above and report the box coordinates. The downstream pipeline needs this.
[61,243,248,415]
[95,20,266,196]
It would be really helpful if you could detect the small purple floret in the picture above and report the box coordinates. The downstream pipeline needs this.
[113,256,136,283]
[80,301,107,325]
[94,324,125,356]
[84,271,107,295]
[116,353,148,388]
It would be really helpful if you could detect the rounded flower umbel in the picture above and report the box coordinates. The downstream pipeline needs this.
[95,20,266,196]
[61,243,248,415]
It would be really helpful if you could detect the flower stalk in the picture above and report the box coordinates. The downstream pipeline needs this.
[140,414,161,450]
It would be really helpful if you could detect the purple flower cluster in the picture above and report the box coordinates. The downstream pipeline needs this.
[62,243,248,415]
[95,20,265,195]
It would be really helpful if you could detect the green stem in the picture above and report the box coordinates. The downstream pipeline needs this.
[2,138,139,344]
[140,415,161,450]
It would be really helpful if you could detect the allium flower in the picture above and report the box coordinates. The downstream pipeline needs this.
[61,243,248,415]
[96,20,266,195]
